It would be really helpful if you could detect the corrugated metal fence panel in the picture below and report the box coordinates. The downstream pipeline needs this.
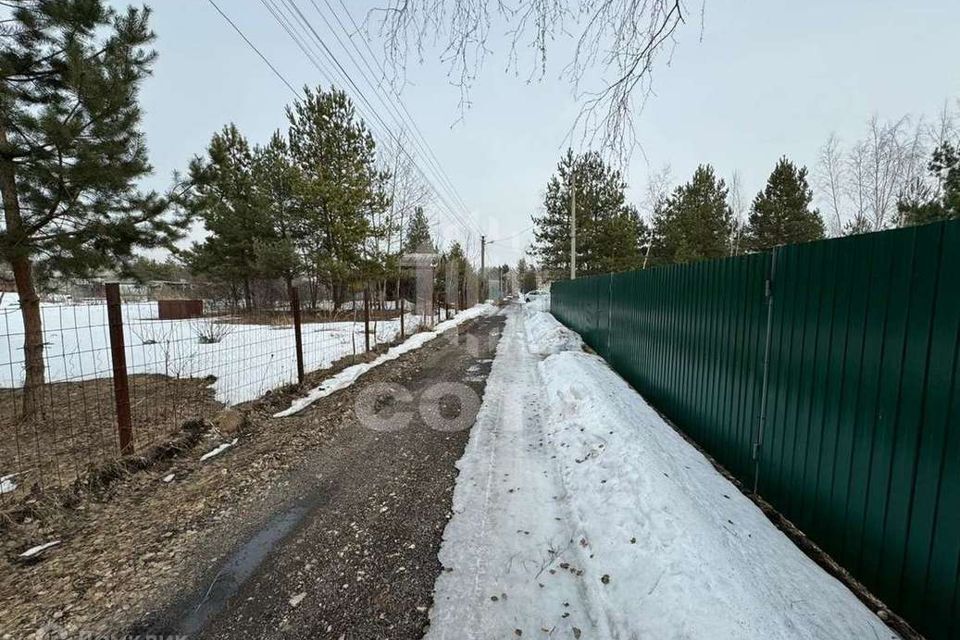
[553,252,770,486]
[758,222,960,638]
[550,219,960,640]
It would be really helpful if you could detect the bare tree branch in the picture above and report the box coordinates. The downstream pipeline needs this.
[815,107,957,235]
[369,0,696,160]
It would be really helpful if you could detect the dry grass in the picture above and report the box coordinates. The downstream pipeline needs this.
[0,375,222,502]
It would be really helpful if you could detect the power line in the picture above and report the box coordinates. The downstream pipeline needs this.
[270,0,466,230]
[323,0,479,230]
[488,224,535,244]
[205,0,302,99]
[264,0,480,243]
[293,0,481,236]
[261,0,334,87]
[207,0,482,260]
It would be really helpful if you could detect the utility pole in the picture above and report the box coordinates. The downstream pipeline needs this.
[480,235,486,300]
[642,230,652,270]
[570,164,577,280]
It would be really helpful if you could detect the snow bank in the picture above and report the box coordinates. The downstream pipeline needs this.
[273,303,496,417]
[0,292,20,310]
[522,302,582,356]
[523,291,550,312]
[426,303,895,640]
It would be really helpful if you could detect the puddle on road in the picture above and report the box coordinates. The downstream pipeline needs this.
[176,502,310,637]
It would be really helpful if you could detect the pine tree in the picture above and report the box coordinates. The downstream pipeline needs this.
[744,157,825,251]
[286,87,390,306]
[516,258,537,293]
[0,2,183,412]
[650,165,733,265]
[444,241,475,307]
[898,142,960,226]
[532,149,646,278]
[404,206,434,252]
[182,124,268,308]
[251,131,304,296]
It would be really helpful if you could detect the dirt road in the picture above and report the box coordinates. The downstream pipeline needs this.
[133,311,505,639]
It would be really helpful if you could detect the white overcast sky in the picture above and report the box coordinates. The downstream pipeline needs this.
[120,0,960,267]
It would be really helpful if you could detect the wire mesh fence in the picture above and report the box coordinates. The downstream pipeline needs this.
[0,275,456,506]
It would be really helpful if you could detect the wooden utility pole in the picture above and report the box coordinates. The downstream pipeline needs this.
[363,287,371,352]
[480,235,486,300]
[570,165,577,280]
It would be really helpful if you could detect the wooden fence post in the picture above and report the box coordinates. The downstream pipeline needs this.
[291,288,305,384]
[105,283,133,454]
[363,286,371,352]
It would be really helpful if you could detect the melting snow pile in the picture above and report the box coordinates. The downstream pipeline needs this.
[19,540,61,559]
[0,473,18,494]
[199,438,238,462]
[523,304,582,356]
[274,303,496,417]
[426,301,895,640]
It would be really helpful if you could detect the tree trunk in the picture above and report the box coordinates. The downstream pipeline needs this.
[0,125,45,416]
[284,274,295,306]
[243,277,253,311]
[11,256,44,416]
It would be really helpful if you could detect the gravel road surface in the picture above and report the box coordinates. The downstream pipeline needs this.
[133,311,505,639]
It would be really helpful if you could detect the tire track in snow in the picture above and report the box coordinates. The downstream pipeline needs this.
[427,304,611,639]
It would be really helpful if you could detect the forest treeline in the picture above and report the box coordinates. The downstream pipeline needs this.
[175,87,478,310]
[530,110,960,280]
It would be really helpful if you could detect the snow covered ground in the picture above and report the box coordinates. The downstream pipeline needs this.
[426,299,896,639]
[274,303,496,417]
[0,294,425,405]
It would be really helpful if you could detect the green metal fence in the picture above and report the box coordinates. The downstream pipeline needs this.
[551,219,960,640]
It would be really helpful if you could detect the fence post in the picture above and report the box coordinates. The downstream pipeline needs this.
[752,248,778,493]
[363,286,371,352]
[291,288,305,384]
[606,273,613,356]
[400,297,405,338]
[105,283,133,454]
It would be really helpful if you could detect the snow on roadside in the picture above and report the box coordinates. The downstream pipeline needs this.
[199,438,238,462]
[523,305,582,356]
[273,304,496,418]
[0,473,18,494]
[19,540,61,559]
[426,301,896,640]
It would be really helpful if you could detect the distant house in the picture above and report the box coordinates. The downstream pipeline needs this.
[39,269,192,301]
[60,271,144,300]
